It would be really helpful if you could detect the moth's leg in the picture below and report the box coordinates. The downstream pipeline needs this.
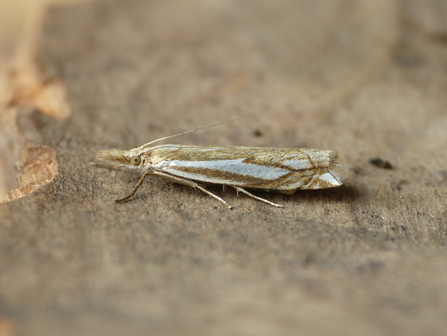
[232,186,284,208]
[153,171,233,209]
[115,173,148,203]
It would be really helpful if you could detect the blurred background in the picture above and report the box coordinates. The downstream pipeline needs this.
[0,0,91,200]
[0,0,90,63]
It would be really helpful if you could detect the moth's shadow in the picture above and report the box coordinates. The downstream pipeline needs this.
[276,184,360,205]
[192,183,361,206]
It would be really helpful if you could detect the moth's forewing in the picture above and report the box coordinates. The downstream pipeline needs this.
[143,145,341,191]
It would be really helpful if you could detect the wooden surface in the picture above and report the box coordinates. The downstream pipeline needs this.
[1,0,447,335]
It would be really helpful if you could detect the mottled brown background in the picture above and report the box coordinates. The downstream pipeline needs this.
[1,1,447,335]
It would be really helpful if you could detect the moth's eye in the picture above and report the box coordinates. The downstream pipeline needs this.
[130,156,141,166]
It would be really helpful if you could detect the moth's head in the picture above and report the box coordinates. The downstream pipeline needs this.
[96,148,143,168]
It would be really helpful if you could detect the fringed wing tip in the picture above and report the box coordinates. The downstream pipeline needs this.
[327,153,342,187]
[330,170,342,186]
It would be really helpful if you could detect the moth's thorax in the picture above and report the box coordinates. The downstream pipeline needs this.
[140,145,182,165]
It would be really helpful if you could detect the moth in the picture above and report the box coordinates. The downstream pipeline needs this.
[95,120,341,209]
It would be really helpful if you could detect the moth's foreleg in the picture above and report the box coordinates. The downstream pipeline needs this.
[232,186,284,208]
[115,173,148,203]
[153,171,233,209]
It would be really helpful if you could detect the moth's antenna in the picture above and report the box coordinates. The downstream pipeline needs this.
[139,118,242,148]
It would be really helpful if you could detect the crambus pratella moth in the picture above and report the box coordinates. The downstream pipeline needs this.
[95,120,341,209]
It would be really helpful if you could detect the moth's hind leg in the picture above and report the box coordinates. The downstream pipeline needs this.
[153,171,233,209]
[233,186,284,208]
